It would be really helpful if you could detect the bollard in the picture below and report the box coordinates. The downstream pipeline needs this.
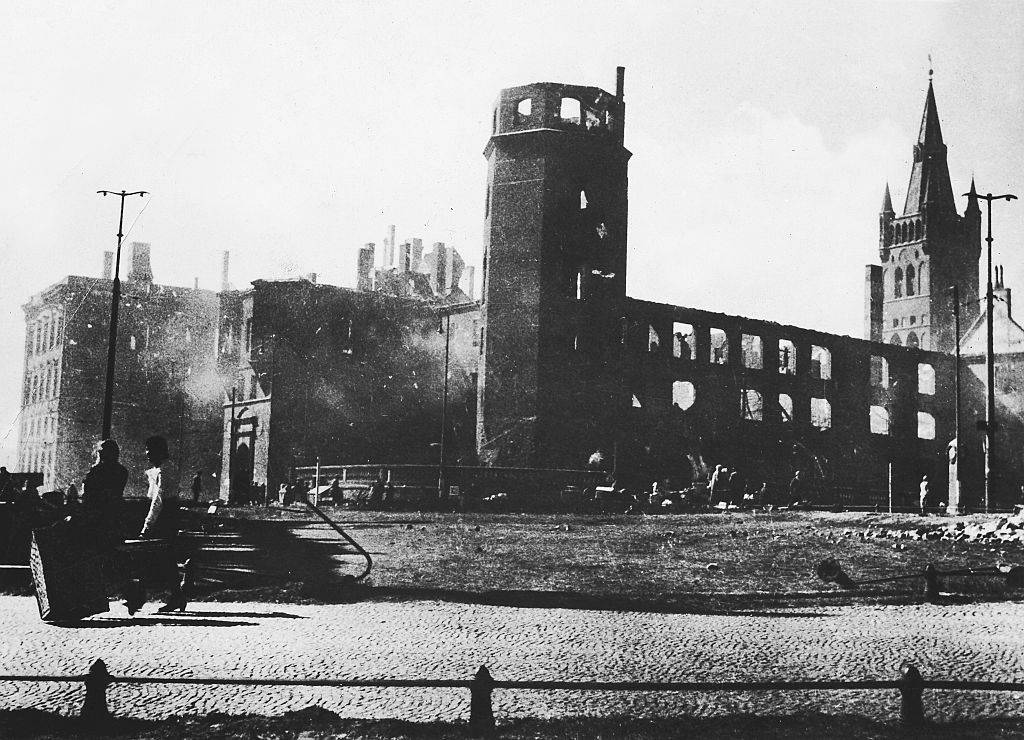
[81,659,112,723]
[899,662,924,726]
[468,665,495,734]
[923,563,941,603]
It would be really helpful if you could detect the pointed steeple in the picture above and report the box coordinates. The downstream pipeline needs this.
[881,183,894,215]
[966,176,981,214]
[903,77,956,216]
[916,81,944,148]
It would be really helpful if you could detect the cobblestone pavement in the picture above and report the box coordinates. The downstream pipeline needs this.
[2,597,1024,723]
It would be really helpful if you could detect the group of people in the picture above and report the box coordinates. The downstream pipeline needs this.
[21,435,184,616]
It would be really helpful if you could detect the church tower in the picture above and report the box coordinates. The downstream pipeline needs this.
[869,77,982,352]
[477,69,630,468]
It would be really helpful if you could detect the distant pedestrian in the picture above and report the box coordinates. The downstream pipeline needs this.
[919,475,930,515]
[191,471,203,504]
[709,465,723,505]
[728,469,743,506]
[788,470,804,508]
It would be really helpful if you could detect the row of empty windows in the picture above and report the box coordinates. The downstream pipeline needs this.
[26,360,61,405]
[22,413,56,442]
[889,331,926,349]
[888,219,923,244]
[650,324,832,379]
[870,355,935,394]
[18,446,54,483]
[30,313,63,356]
[634,381,937,439]
[891,263,927,298]
[511,96,610,132]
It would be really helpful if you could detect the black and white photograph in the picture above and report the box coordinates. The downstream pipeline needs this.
[1,1,1023,737]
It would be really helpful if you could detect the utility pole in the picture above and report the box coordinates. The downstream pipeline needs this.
[437,311,452,500]
[950,284,961,514]
[965,189,1017,513]
[97,189,147,439]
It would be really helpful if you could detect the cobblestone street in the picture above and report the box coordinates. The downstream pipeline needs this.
[2,596,1024,723]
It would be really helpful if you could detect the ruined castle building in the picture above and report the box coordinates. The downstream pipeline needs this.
[867,79,982,353]
[477,69,629,467]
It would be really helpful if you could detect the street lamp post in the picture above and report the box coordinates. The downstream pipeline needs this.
[950,284,962,514]
[964,189,1017,514]
[97,189,147,439]
[437,311,452,499]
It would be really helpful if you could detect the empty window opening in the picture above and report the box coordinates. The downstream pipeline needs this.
[779,393,794,423]
[918,363,935,395]
[918,412,936,440]
[910,315,916,325]
[575,271,583,300]
[560,97,581,124]
[710,328,729,364]
[890,333,902,346]
[516,98,532,117]
[585,107,603,130]
[906,331,920,349]
[595,222,609,240]
[672,381,696,411]
[573,335,579,352]
[632,393,642,408]
[129,335,136,350]
[741,389,763,421]
[579,190,588,210]
[870,405,890,435]
[673,322,695,360]
[648,325,662,353]
[778,339,796,375]
[895,267,903,297]
[871,355,889,387]
[811,397,832,430]
[742,334,763,369]
[811,345,831,380]
[906,265,916,296]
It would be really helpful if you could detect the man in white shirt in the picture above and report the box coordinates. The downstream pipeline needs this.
[140,435,179,539]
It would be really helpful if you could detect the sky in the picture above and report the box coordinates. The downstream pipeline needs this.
[1,1,1022,466]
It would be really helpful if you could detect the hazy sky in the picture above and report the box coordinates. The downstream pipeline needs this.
[1,1,1022,465]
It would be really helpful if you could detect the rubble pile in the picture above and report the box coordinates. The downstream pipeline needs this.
[837,514,1024,546]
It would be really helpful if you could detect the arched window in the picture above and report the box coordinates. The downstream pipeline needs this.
[870,406,890,435]
[918,412,936,440]
[918,363,935,395]
[906,331,919,349]
[779,393,794,423]
[890,333,902,346]
[516,98,532,117]
[672,381,696,410]
[811,397,832,429]
[811,345,831,379]
[560,98,581,124]
[741,389,763,421]
[894,267,903,297]
[906,265,916,296]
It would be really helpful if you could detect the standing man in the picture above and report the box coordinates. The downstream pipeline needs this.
[919,475,930,516]
[190,471,203,505]
[140,436,179,539]
[80,439,129,553]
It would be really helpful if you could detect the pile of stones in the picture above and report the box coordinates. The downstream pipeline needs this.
[838,514,1024,546]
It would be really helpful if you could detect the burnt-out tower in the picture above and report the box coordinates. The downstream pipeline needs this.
[868,78,982,352]
[477,68,631,468]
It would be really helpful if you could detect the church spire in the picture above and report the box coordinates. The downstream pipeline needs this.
[966,176,981,214]
[881,183,894,215]
[903,76,956,216]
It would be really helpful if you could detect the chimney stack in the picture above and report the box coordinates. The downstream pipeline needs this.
[411,238,423,270]
[398,241,412,273]
[432,242,447,296]
[221,251,231,292]
[127,242,153,283]
[194,277,199,290]
[465,265,475,299]
[383,224,397,268]
[102,251,114,280]
[307,273,317,284]
[357,243,375,291]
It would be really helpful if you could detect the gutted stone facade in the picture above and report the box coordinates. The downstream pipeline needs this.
[216,278,478,501]
[18,245,221,495]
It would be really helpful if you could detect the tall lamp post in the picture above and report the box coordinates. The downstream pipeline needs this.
[97,189,147,438]
[964,189,1017,513]
[949,284,962,514]
[437,311,452,499]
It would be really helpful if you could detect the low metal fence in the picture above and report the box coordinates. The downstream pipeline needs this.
[3,659,1023,731]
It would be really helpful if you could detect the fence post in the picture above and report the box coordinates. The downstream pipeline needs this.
[469,665,495,733]
[899,662,924,726]
[81,659,112,723]
[923,563,941,603]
